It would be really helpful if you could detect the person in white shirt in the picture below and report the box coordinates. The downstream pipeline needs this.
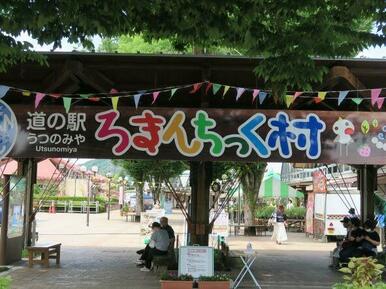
[286,199,294,210]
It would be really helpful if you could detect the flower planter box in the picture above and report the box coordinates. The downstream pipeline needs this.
[198,281,230,289]
[160,280,192,289]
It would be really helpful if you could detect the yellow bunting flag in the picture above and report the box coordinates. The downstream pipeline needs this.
[22,90,31,96]
[112,96,119,111]
[315,91,327,103]
[223,85,230,97]
[285,95,294,108]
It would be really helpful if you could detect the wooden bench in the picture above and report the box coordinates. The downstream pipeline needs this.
[27,243,61,268]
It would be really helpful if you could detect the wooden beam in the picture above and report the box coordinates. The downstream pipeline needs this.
[324,66,366,90]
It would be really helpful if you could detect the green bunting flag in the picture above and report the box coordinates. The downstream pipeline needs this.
[169,88,178,100]
[352,98,363,105]
[63,97,72,113]
[22,90,31,96]
[80,94,93,99]
[112,96,119,111]
[212,84,222,95]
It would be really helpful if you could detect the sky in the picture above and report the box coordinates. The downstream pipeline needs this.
[16,32,384,175]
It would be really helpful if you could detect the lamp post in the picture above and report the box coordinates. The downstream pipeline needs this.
[106,172,113,220]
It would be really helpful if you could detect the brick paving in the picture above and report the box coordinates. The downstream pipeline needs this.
[8,211,342,289]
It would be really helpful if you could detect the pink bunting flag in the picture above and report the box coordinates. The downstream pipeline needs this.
[371,88,382,106]
[189,83,203,94]
[252,89,260,103]
[294,91,302,100]
[50,93,61,99]
[236,87,245,101]
[34,92,45,109]
[110,88,118,94]
[205,83,213,95]
[152,91,160,104]
[377,97,385,109]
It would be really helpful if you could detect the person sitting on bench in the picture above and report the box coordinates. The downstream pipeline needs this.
[358,219,380,258]
[140,222,169,272]
[160,217,175,249]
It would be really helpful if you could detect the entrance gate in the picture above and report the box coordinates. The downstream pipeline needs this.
[0,53,385,256]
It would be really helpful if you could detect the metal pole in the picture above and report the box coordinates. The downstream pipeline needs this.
[238,185,241,226]
[86,176,90,227]
[107,180,111,221]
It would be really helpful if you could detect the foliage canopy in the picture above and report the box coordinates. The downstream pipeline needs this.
[1,1,384,94]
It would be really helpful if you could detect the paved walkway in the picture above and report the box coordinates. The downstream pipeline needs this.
[8,211,342,289]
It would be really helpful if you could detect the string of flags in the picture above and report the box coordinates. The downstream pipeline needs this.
[0,81,384,112]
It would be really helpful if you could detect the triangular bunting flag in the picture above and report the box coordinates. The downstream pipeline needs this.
[252,89,260,103]
[190,83,203,94]
[169,88,178,100]
[223,85,230,97]
[294,91,302,100]
[63,97,72,113]
[377,97,385,109]
[258,91,267,104]
[112,96,119,111]
[110,88,118,94]
[22,90,31,96]
[212,84,221,95]
[285,95,294,108]
[152,91,160,104]
[236,87,245,101]
[50,93,61,99]
[34,93,45,109]
[338,91,349,106]
[315,91,327,103]
[371,88,382,106]
[80,94,93,99]
[89,97,100,102]
[352,98,363,105]
[134,93,142,109]
[0,85,10,98]
[205,83,213,95]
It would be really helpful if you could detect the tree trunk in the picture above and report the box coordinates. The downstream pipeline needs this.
[240,163,267,236]
[135,182,144,215]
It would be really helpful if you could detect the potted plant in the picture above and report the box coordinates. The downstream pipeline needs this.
[160,272,193,289]
[198,274,231,289]
[333,257,385,289]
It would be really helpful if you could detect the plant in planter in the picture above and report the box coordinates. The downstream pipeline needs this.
[160,272,193,289]
[198,274,231,289]
[0,276,11,289]
[333,257,385,289]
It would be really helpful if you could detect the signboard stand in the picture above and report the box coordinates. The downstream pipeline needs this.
[178,246,214,278]
[233,252,262,289]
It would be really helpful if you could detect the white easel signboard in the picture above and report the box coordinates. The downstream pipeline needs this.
[178,246,214,278]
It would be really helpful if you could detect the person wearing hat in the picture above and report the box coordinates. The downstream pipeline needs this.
[140,222,169,272]
[330,216,352,267]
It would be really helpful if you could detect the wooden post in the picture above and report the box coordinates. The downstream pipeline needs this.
[0,175,10,265]
[189,161,212,246]
[24,159,37,247]
[358,165,377,223]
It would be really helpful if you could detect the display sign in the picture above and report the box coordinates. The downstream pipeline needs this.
[4,104,386,164]
[178,246,214,278]
[210,210,229,237]
[312,171,327,193]
[305,192,315,234]
[8,176,26,238]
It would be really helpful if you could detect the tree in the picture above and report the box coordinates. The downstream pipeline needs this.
[1,1,383,95]
[113,160,186,214]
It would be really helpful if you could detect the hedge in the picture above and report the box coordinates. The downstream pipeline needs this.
[256,206,306,219]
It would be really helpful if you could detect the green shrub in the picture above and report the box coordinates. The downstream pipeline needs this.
[256,206,275,219]
[286,207,306,219]
[160,272,193,281]
[333,257,384,288]
[199,274,231,281]
[0,277,11,289]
